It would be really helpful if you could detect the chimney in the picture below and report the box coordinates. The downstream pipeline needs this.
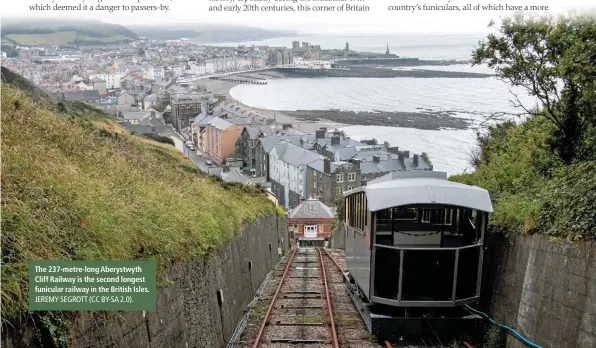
[398,153,405,165]
[323,158,331,174]
[388,146,400,155]
[300,138,304,146]
[403,150,410,158]
[372,155,380,163]
[315,129,325,139]
[320,127,327,132]
[331,136,340,146]
[414,154,419,166]
[333,130,341,137]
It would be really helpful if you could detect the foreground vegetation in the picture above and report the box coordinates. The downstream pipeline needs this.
[451,14,595,241]
[1,84,277,321]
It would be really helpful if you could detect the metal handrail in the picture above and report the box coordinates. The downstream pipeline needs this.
[373,243,481,251]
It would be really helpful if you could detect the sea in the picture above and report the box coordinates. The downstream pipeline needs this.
[220,34,539,175]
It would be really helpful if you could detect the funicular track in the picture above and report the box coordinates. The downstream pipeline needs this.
[239,248,378,348]
[237,248,474,348]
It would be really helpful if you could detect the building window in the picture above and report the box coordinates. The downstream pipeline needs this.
[348,172,356,181]
[313,181,317,189]
[336,187,343,194]
[347,186,353,191]
[421,209,431,223]
[304,225,317,238]
[336,174,344,183]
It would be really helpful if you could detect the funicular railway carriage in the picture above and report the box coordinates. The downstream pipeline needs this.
[343,171,493,341]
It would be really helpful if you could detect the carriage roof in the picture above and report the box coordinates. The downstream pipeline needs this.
[344,171,493,213]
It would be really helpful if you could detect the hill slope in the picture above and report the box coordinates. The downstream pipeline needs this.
[1,18,138,45]
[1,69,276,320]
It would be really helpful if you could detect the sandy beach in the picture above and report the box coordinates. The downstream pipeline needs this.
[196,77,346,133]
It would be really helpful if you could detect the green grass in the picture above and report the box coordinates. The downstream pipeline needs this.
[6,31,77,45]
[1,85,277,321]
[450,116,595,241]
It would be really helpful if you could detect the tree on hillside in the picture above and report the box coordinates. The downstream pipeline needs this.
[472,13,596,164]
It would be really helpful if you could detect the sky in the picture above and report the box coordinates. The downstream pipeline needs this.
[2,0,594,35]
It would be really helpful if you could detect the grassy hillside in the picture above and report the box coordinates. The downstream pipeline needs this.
[1,72,277,320]
[1,18,138,45]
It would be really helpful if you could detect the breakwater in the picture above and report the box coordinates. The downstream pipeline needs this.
[209,76,267,84]
[334,57,470,67]
[274,67,492,78]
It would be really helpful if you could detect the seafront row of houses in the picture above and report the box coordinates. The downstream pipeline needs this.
[181,102,434,209]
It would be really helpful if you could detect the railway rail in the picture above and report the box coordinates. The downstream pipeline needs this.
[239,248,378,347]
[236,248,475,348]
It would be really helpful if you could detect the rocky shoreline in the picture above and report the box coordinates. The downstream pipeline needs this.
[197,69,486,132]
[282,109,475,130]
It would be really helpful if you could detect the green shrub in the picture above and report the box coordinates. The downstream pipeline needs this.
[451,116,595,240]
[141,133,175,146]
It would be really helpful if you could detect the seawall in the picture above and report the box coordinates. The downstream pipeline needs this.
[2,214,290,348]
[484,233,596,348]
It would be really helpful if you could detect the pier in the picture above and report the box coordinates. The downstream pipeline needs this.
[208,76,268,84]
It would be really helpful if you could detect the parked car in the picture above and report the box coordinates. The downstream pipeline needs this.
[185,141,193,147]
[206,160,213,165]
[188,145,195,151]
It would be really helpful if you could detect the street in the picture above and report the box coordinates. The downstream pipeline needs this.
[170,133,220,174]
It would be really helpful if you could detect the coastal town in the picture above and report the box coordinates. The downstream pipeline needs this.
[3,12,595,348]
[2,37,438,247]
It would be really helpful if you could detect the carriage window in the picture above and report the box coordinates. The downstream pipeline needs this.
[421,209,431,223]
[444,209,453,225]
[393,208,417,219]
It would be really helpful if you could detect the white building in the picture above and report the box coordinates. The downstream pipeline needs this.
[205,60,216,74]
[88,73,123,89]
[291,58,333,69]
[269,142,322,209]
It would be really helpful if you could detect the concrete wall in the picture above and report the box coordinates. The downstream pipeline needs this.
[330,223,346,250]
[2,214,290,348]
[484,233,596,348]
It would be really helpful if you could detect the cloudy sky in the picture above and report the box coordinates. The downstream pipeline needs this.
[3,0,594,34]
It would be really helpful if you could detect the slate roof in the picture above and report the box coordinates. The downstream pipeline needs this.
[307,159,353,173]
[245,125,274,139]
[208,117,234,131]
[334,147,358,160]
[273,142,322,167]
[288,198,335,220]
[360,159,405,174]
[259,135,303,153]
[63,90,100,101]
[122,111,151,121]
[228,116,256,126]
